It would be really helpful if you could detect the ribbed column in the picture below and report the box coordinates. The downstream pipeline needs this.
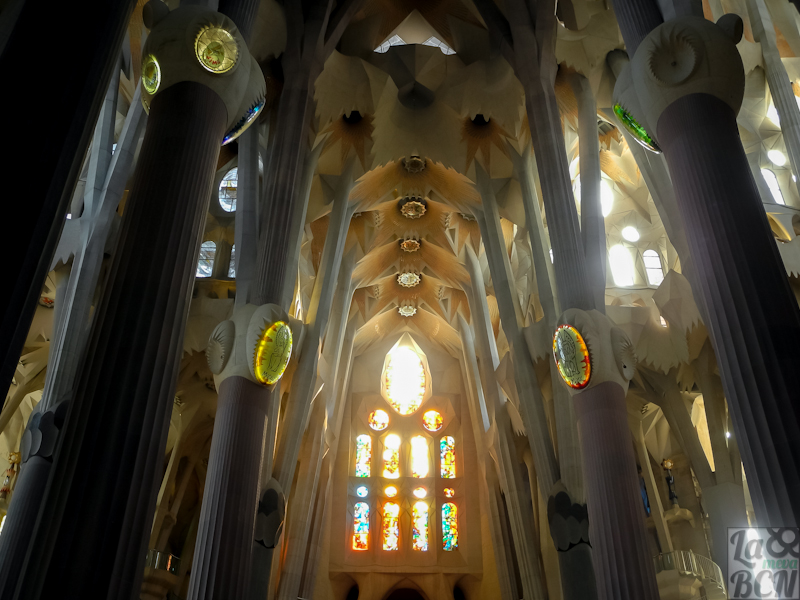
[607,0,664,55]
[217,0,259,43]
[574,381,660,600]
[658,93,800,526]
[0,457,51,596]
[14,82,227,600]
[569,73,606,313]
[188,376,270,600]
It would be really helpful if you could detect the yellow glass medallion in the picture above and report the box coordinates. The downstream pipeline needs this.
[195,27,238,73]
[142,55,161,94]
[552,324,591,389]
[253,321,292,385]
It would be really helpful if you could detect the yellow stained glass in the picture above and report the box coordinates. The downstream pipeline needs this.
[384,346,425,415]
[195,27,238,73]
[413,487,427,499]
[552,324,591,389]
[383,434,401,479]
[444,487,455,498]
[382,502,400,551]
[352,502,369,550]
[141,55,160,94]
[422,410,443,432]
[440,436,456,479]
[412,501,429,551]
[410,435,429,478]
[253,321,292,385]
[384,485,398,498]
[368,409,389,431]
[355,435,371,478]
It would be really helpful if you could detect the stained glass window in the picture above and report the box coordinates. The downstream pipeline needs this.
[422,410,443,432]
[196,241,216,278]
[368,409,389,431]
[352,502,369,550]
[382,502,400,551]
[356,485,368,498]
[413,487,427,498]
[384,486,398,498]
[440,436,456,479]
[356,435,371,477]
[444,487,455,498]
[228,244,236,278]
[442,502,458,551]
[219,168,237,212]
[411,435,429,478]
[383,434,401,478]
[412,501,429,551]
[384,346,426,415]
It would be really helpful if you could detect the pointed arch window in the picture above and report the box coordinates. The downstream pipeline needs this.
[762,168,785,205]
[352,502,369,550]
[355,435,371,478]
[383,345,426,415]
[609,245,635,287]
[642,250,664,286]
[196,241,216,278]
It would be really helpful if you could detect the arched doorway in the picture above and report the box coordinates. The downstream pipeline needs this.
[385,589,427,600]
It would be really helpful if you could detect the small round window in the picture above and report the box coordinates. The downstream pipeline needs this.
[219,168,237,212]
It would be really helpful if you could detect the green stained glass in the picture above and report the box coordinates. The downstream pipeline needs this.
[442,502,458,551]
[613,104,661,153]
[440,436,456,479]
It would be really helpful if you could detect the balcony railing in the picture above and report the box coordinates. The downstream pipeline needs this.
[654,550,726,597]
[145,549,181,575]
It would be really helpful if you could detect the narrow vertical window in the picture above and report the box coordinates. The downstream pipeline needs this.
[442,503,458,550]
[609,245,634,287]
[411,435,429,478]
[440,436,456,479]
[412,501,429,551]
[228,244,236,278]
[196,241,216,278]
[219,167,238,211]
[761,168,785,205]
[355,435,371,478]
[382,502,400,551]
[352,502,369,550]
[642,249,664,286]
[383,434,401,478]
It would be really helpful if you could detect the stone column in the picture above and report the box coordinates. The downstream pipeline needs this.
[0,0,135,396]
[14,80,228,600]
[187,377,272,600]
[569,73,606,313]
[574,382,661,600]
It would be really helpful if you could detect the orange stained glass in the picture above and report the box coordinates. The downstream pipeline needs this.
[382,502,400,551]
[440,436,456,479]
[413,487,427,498]
[422,410,443,431]
[410,435,429,478]
[383,434,401,479]
[412,501,429,551]
[384,346,426,415]
[352,502,369,550]
[369,409,390,431]
[444,487,455,498]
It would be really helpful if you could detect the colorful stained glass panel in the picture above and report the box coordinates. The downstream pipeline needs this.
[422,410,443,432]
[412,501,429,551]
[411,435,429,478]
[353,502,369,550]
[368,409,389,431]
[356,435,371,477]
[442,502,458,551]
[383,434,401,478]
[440,436,456,479]
[382,502,400,551]
[444,487,455,498]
